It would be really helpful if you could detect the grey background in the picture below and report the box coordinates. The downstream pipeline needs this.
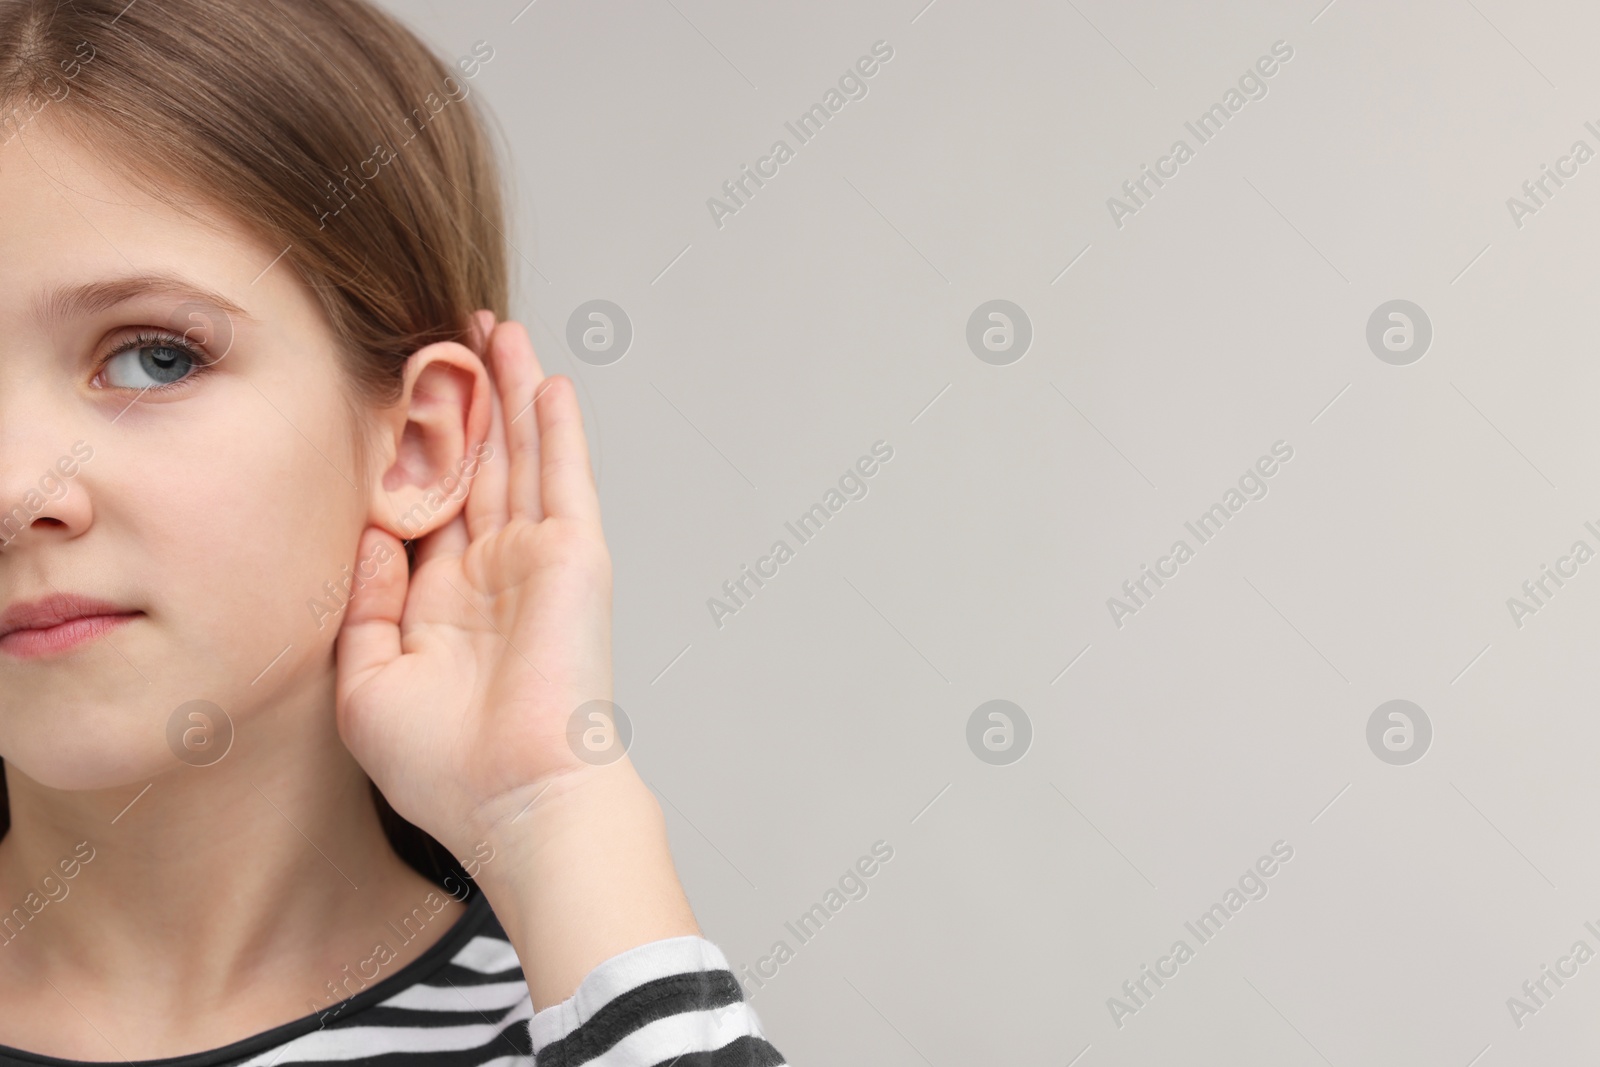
[380,1,1600,1062]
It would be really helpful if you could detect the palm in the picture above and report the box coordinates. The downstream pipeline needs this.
[332,320,614,856]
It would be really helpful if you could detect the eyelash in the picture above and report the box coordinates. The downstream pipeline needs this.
[95,329,217,394]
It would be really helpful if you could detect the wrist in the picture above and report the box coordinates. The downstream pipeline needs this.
[464,761,702,1009]
[461,758,651,857]
[470,760,646,864]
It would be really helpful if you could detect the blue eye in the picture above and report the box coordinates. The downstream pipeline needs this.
[98,331,211,392]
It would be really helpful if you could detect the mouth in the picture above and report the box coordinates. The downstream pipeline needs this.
[0,595,143,659]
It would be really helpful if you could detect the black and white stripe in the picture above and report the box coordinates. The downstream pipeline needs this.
[528,937,786,1066]
[0,891,785,1067]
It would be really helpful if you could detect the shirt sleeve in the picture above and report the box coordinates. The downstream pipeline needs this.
[526,936,786,1066]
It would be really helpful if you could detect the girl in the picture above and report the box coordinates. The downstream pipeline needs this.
[0,0,785,1063]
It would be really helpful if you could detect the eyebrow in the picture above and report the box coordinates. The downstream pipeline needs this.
[34,272,258,328]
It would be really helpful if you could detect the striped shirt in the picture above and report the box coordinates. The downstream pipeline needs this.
[0,890,787,1066]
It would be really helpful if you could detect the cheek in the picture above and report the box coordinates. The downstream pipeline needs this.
[143,396,371,663]
[0,388,370,789]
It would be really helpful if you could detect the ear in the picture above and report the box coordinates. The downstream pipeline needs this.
[366,341,493,541]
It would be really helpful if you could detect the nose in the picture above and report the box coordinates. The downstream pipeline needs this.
[0,414,96,555]
[0,325,105,553]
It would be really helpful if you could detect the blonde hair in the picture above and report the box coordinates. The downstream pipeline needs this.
[0,0,510,409]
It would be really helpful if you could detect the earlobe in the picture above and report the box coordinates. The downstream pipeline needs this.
[368,340,492,542]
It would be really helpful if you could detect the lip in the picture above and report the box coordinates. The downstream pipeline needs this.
[0,594,142,659]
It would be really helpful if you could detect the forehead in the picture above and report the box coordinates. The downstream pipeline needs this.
[0,118,292,329]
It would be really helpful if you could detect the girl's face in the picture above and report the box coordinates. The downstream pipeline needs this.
[0,122,387,790]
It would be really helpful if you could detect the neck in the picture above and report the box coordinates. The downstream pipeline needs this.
[0,669,438,1012]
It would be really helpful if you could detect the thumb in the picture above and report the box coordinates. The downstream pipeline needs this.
[335,525,410,706]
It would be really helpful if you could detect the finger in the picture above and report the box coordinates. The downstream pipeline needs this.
[465,341,510,540]
[413,508,470,570]
[491,321,548,524]
[536,375,601,524]
[465,309,496,358]
[336,525,409,700]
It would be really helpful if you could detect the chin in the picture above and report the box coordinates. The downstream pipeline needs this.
[0,717,181,793]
